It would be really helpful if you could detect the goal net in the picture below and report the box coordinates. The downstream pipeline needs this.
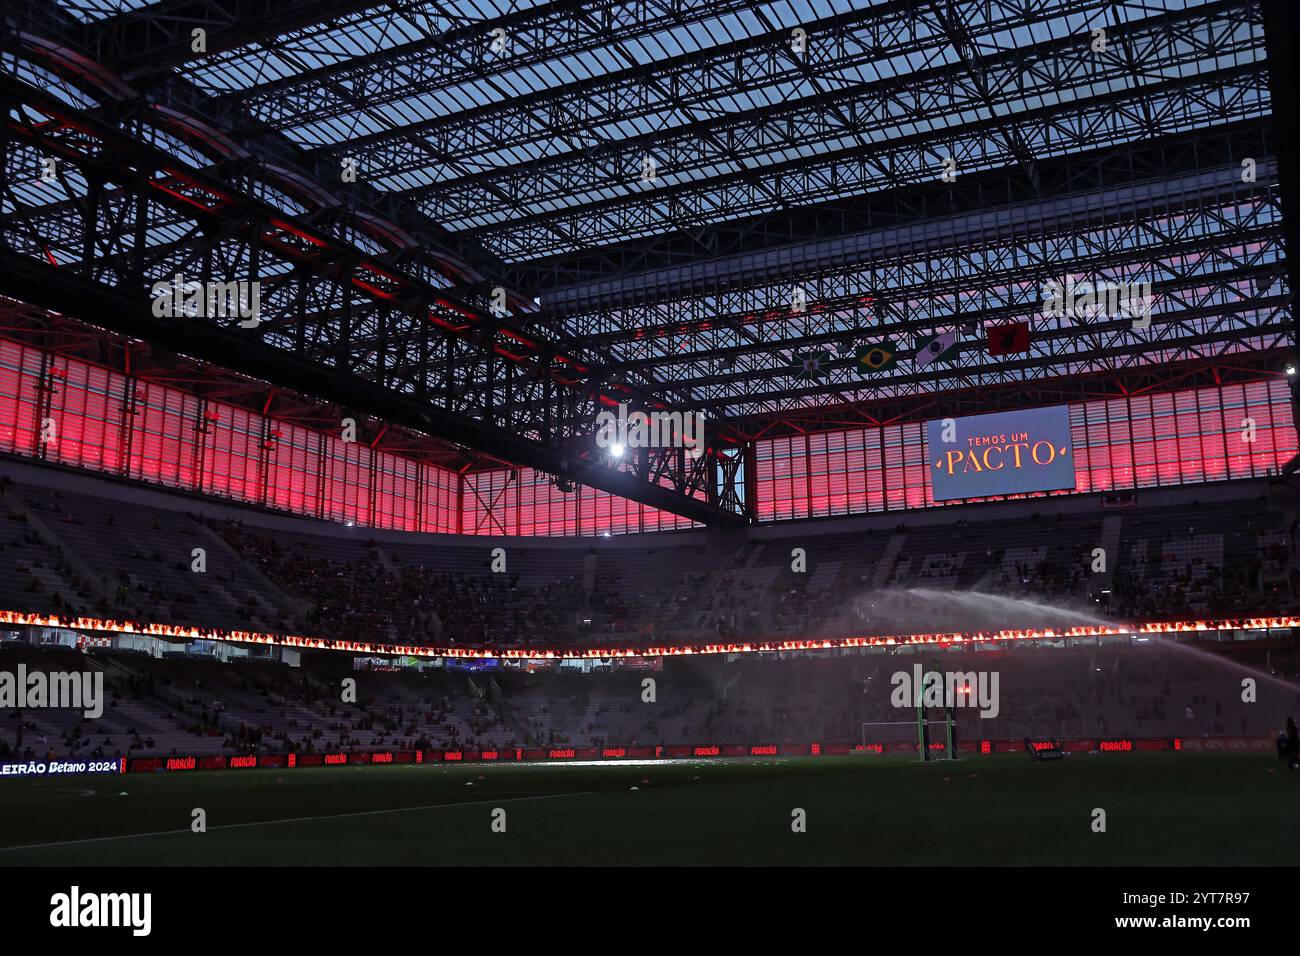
[859,711,956,759]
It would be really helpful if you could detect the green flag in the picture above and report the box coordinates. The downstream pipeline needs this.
[789,351,832,381]
[914,331,960,366]
[854,341,897,374]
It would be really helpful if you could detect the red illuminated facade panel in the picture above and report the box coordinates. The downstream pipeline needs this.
[420,461,460,534]
[517,466,578,537]
[53,359,122,476]
[1,336,1293,536]
[754,379,1298,521]
[463,465,700,536]
[201,401,262,505]
[262,420,321,518]
[322,438,370,527]
[0,336,459,534]
[0,341,48,460]
[130,380,201,491]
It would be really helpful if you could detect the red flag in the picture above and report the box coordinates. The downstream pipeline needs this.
[986,321,1030,356]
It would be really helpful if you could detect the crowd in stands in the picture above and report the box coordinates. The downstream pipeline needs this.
[3,639,1297,762]
[0,647,527,762]
[217,520,597,649]
[0,468,1296,654]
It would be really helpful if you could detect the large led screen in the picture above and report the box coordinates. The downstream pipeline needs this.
[926,405,1076,501]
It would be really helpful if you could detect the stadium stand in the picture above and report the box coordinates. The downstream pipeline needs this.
[0,460,1295,651]
[3,638,1297,763]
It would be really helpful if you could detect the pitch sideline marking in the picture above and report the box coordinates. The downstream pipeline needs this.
[0,790,597,853]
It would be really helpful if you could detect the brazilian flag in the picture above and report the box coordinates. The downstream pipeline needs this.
[854,341,897,375]
[789,351,832,381]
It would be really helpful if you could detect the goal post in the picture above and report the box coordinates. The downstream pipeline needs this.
[918,657,957,761]
[916,675,958,760]
[859,710,955,759]
[916,700,956,761]
[860,658,957,759]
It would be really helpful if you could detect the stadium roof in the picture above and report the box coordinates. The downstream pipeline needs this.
[0,0,1294,522]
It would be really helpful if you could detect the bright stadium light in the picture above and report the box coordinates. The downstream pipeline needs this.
[610,443,625,458]
[1287,363,1296,376]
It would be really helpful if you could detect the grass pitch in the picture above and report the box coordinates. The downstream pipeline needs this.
[0,753,1294,866]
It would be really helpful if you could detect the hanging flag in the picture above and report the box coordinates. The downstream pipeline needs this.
[987,319,1029,356]
[986,321,1031,356]
[914,331,960,366]
[789,351,832,381]
[854,341,897,374]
